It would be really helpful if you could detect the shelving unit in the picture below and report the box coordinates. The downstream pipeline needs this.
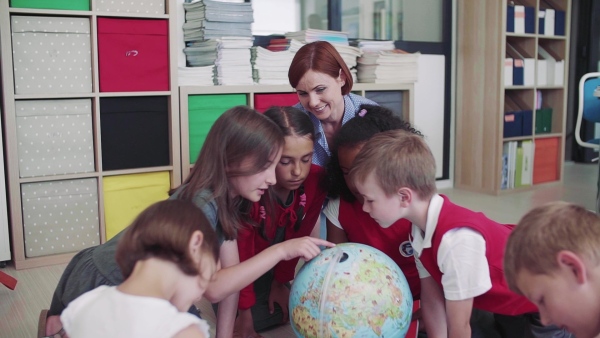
[455,0,570,194]
[179,83,414,175]
[0,0,181,269]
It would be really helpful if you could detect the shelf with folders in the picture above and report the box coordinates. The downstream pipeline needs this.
[0,0,182,269]
[455,0,570,195]
[179,83,414,176]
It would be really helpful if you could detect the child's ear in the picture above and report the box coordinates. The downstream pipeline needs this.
[557,250,587,284]
[189,230,204,263]
[397,187,412,206]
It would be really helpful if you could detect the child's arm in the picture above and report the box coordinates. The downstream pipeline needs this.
[215,240,240,338]
[445,298,474,338]
[323,198,348,244]
[204,236,335,302]
[326,218,348,244]
[420,276,448,338]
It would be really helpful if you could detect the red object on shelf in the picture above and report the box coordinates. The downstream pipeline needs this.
[97,17,169,92]
[533,137,560,184]
[254,93,299,112]
[0,271,17,290]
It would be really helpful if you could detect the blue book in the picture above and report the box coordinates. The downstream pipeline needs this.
[507,5,515,32]
[555,10,565,36]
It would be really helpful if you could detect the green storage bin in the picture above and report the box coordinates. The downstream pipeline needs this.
[535,108,553,134]
[188,94,247,164]
[10,0,90,10]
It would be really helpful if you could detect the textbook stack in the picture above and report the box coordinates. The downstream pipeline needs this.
[182,39,218,85]
[251,46,295,85]
[216,37,254,85]
[182,0,253,41]
[357,49,420,84]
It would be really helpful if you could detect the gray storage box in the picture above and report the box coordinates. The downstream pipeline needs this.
[95,0,165,15]
[16,99,94,178]
[11,16,92,94]
[22,178,100,258]
[365,91,404,117]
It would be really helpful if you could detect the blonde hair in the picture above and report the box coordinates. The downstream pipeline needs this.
[504,201,600,293]
[348,129,436,200]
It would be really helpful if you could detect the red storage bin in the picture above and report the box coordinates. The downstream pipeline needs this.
[97,17,169,92]
[533,137,560,184]
[254,93,299,112]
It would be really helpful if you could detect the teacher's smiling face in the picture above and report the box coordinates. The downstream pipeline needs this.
[295,69,346,122]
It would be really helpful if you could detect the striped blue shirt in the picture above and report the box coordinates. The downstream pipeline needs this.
[294,93,377,167]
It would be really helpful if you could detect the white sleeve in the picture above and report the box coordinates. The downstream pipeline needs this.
[414,255,431,279]
[322,198,342,229]
[438,228,492,301]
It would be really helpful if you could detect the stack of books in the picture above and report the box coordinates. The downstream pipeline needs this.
[182,0,254,41]
[178,65,216,86]
[354,40,395,53]
[216,37,254,85]
[357,49,420,84]
[251,46,296,85]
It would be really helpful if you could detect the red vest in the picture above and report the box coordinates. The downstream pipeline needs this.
[338,199,421,299]
[237,164,327,310]
[417,195,537,315]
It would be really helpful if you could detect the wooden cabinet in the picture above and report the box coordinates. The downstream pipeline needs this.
[0,0,181,269]
[455,0,570,194]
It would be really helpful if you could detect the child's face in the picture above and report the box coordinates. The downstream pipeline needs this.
[338,145,364,202]
[229,147,282,202]
[275,135,314,193]
[355,171,404,228]
[516,267,600,338]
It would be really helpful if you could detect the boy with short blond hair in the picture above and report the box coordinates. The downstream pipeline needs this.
[349,129,572,338]
[505,201,600,338]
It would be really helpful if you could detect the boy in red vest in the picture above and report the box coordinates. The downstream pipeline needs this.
[348,129,572,338]
[505,201,600,338]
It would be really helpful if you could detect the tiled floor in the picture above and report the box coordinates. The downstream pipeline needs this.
[0,162,597,338]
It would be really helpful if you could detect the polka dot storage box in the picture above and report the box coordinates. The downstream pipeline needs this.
[95,0,165,15]
[21,178,100,258]
[11,16,92,95]
[15,99,95,178]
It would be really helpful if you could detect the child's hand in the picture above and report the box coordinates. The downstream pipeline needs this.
[233,309,263,338]
[277,236,335,261]
[268,280,290,323]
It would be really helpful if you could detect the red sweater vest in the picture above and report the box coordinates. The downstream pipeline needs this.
[417,195,537,315]
[237,164,327,310]
[338,199,421,299]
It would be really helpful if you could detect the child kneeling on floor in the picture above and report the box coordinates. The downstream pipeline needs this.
[348,129,573,338]
[60,199,220,338]
[505,201,600,338]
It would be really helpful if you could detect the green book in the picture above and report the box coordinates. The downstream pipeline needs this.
[514,144,524,188]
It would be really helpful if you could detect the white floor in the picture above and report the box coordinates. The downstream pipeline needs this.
[0,162,597,338]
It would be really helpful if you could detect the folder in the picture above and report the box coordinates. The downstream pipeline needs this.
[514,144,524,188]
[538,46,564,86]
[524,6,535,33]
[514,5,525,34]
[536,53,548,86]
[506,43,535,86]
[535,107,553,133]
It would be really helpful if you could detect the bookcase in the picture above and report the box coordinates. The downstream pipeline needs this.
[455,0,570,194]
[179,83,415,175]
[0,0,181,269]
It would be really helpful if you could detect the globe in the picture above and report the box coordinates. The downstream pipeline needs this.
[289,243,413,338]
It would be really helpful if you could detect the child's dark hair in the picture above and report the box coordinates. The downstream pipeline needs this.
[116,199,220,279]
[260,106,316,235]
[328,104,422,201]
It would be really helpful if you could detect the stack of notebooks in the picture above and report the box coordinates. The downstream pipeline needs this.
[182,0,254,41]
[216,37,254,85]
[182,39,218,85]
[178,65,215,86]
[251,46,296,85]
[357,49,419,84]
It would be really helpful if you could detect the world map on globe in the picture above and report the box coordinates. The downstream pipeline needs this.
[289,243,413,338]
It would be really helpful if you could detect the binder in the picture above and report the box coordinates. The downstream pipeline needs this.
[507,5,515,32]
[504,57,514,87]
[514,5,526,34]
[536,52,548,86]
[521,140,533,186]
[535,107,553,133]
[544,8,555,36]
[501,143,509,190]
[506,43,535,86]
[514,144,524,188]
[538,46,564,86]
[538,10,546,35]
[504,95,533,137]
[554,10,566,36]
[524,6,535,33]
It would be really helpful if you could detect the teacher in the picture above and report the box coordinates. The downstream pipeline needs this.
[288,40,377,167]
